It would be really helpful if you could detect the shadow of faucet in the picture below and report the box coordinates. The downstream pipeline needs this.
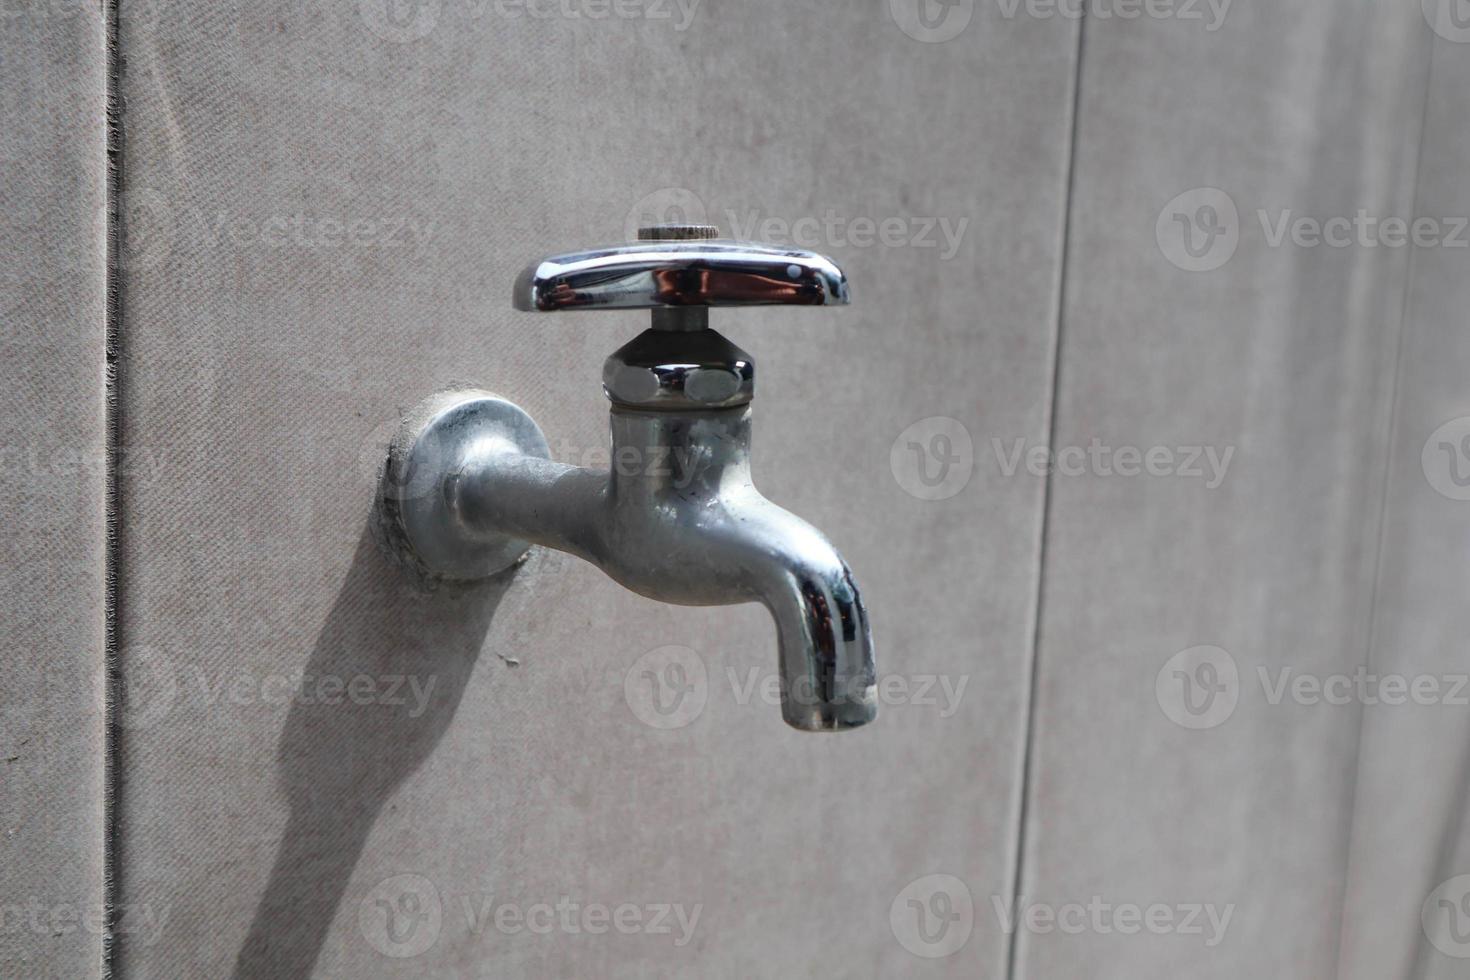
[231,526,512,978]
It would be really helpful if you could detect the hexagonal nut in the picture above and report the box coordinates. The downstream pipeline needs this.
[602,330,755,411]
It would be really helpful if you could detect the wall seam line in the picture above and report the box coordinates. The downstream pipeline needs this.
[102,0,122,976]
[1329,26,1436,980]
[1327,25,1437,980]
[1003,11,1087,980]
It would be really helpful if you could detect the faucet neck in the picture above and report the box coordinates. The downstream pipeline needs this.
[608,407,754,503]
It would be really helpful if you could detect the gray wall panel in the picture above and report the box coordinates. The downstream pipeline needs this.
[1338,28,1470,980]
[112,3,1077,976]
[1016,3,1428,978]
[0,5,108,979]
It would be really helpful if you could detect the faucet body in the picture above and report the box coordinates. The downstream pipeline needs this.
[465,405,876,731]
[376,226,876,731]
[386,390,877,732]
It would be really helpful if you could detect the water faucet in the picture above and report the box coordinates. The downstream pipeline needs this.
[374,225,877,731]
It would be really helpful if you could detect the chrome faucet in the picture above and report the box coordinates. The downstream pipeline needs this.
[374,225,876,731]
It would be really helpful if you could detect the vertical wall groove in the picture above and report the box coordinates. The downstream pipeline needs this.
[1004,12,1088,980]
[1340,33,1436,980]
[102,0,122,975]
[1334,28,1434,980]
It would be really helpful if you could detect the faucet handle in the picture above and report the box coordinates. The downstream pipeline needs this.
[512,224,850,318]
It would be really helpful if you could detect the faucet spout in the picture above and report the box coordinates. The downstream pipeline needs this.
[709,494,878,731]
[597,407,876,730]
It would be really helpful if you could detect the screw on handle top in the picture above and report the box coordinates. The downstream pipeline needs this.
[637,224,721,242]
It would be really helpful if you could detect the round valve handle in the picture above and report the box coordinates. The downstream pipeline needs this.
[512,224,850,314]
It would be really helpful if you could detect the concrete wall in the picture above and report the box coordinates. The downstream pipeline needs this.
[0,4,108,978]
[110,2,1074,975]
[5,1,1468,977]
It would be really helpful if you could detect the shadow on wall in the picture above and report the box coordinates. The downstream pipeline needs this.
[231,526,511,978]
